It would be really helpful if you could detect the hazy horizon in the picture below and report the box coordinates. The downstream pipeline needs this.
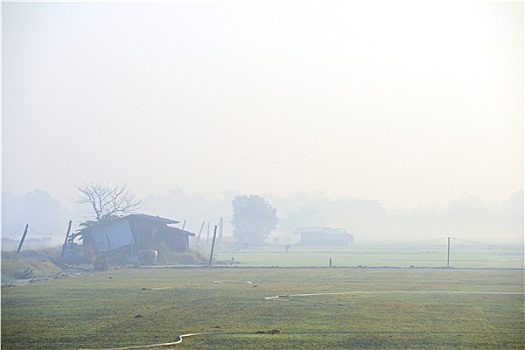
[2,2,523,238]
[2,186,523,245]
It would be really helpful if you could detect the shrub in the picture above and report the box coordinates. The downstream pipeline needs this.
[1,248,62,285]
[156,245,207,265]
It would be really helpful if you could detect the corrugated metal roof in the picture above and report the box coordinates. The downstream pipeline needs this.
[164,226,196,237]
[126,214,179,225]
[80,214,180,232]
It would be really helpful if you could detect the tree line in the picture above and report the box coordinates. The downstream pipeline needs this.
[2,183,523,244]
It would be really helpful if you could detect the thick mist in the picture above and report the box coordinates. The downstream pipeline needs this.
[2,188,522,248]
[2,2,523,214]
[2,2,523,248]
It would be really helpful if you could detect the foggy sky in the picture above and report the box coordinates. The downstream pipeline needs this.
[2,2,523,213]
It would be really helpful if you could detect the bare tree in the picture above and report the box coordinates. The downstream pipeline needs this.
[73,181,142,223]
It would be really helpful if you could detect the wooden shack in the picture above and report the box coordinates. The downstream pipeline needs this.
[66,214,194,265]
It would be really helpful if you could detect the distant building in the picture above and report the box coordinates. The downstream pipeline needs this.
[294,226,354,246]
[64,214,194,266]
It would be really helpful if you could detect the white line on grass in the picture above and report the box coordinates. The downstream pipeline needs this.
[264,290,524,300]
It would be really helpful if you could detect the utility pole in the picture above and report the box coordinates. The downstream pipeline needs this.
[447,236,451,268]
[208,225,218,267]
[16,224,29,254]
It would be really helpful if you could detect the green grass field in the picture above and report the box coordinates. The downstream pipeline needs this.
[211,242,524,269]
[2,267,523,349]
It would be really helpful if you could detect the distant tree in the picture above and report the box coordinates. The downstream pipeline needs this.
[73,181,142,225]
[22,190,62,231]
[231,195,279,245]
[1,190,67,240]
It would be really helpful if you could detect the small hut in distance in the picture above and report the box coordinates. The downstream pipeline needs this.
[294,226,354,246]
[64,214,195,266]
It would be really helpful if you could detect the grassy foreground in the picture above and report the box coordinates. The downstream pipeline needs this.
[1,267,524,349]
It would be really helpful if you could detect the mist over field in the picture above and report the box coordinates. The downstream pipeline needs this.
[2,2,523,247]
[1,188,523,247]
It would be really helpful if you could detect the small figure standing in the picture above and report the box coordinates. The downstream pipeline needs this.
[329,257,332,268]
[230,256,235,267]
[285,244,291,252]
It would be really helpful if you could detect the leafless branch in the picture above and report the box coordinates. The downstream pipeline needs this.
[73,181,142,222]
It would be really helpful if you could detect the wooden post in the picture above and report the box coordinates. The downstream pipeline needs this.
[208,225,218,267]
[61,220,73,258]
[195,220,205,247]
[206,222,210,243]
[447,237,451,268]
[16,224,29,254]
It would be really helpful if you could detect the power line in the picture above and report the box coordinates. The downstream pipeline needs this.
[451,237,524,252]
[393,237,449,248]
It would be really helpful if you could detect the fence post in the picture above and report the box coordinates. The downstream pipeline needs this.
[61,220,73,258]
[195,220,205,248]
[208,225,218,267]
[16,224,29,254]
